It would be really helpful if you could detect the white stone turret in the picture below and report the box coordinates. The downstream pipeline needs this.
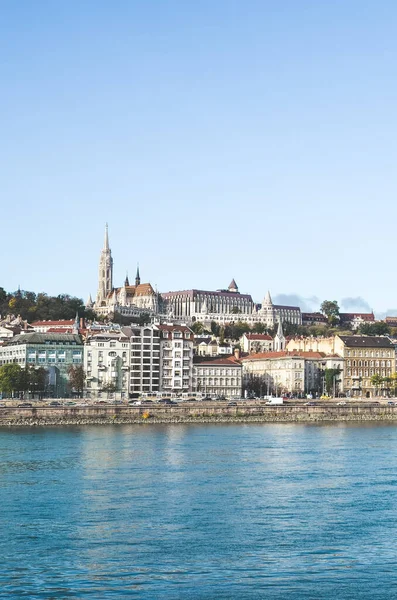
[263,290,273,306]
[274,320,285,352]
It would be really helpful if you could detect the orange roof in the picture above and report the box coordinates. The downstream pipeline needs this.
[135,283,155,296]
[194,356,241,366]
[245,334,273,340]
[31,320,74,326]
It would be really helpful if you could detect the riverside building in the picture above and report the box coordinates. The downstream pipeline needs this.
[159,324,194,394]
[84,330,130,399]
[193,354,242,399]
[0,333,83,397]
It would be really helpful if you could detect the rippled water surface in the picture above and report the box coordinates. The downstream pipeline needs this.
[1,423,397,599]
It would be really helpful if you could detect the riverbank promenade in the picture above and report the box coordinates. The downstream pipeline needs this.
[1,399,397,426]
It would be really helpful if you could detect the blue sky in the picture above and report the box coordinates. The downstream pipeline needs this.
[1,1,397,315]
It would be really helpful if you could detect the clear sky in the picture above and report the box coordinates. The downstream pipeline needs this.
[2,1,397,316]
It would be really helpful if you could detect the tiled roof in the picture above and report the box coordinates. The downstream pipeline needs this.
[339,313,374,321]
[159,324,193,334]
[135,283,155,296]
[193,356,241,366]
[5,333,83,346]
[242,350,341,361]
[30,319,75,326]
[338,336,393,348]
[161,289,253,300]
[245,334,273,340]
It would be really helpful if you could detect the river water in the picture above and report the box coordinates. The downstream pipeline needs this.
[1,423,397,599]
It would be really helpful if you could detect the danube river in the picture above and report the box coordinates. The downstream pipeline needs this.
[1,424,397,599]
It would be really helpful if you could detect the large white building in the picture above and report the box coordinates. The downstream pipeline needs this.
[129,324,161,396]
[159,324,194,393]
[161,285,301,328]
[193,354,242,398]
[84,330,131,399]
[242,351,343,396]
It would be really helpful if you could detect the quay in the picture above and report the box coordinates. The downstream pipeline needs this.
[1,400,397,426]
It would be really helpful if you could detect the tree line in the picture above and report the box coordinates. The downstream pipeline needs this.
[0,364,85,398]
[0,287,96,322]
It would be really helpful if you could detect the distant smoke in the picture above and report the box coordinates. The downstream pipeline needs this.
[376,308,397,320]
[340,297,372,312]
[273,294,320,312]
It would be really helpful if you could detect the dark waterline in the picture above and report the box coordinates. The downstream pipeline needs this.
[1,423,397,599]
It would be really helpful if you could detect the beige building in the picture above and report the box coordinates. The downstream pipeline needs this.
[337,336,395,397]
[287,334,396,397]
[241,351,343,396]
[193,355,242,398]
[241,333,273,354]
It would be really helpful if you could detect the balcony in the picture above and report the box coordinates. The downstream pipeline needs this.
[98,365,106,370]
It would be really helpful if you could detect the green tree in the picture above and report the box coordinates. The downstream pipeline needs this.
[191,321,205,334]
[370,373,383,396]
[252,322,267,334]
[101,382,117,398]
[320,300,340,324]
[0,364,23,396]
[324,368,342,396]
[359,322,390,336]
[68,365,86,397]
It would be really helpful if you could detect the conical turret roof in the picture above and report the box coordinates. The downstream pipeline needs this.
[228,278,238,292]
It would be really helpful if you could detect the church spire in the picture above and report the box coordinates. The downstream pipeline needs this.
[104,223,109,251]
[263,290,273,305]
[135,264,140,286]
[73,311,79,334]
[124,272,130,286]
[274,320,285,352]
[96,224,113,307]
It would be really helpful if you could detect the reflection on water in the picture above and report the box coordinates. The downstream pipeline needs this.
[0,423,397,598]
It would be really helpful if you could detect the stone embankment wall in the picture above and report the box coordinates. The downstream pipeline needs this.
[2,404,397,426]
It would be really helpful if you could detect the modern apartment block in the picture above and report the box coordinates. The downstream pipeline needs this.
[84,331,130,399]
[129,324,161,395]
[159,324,194,393]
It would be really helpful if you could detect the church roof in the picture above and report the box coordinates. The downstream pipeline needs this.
[135,283,155,296]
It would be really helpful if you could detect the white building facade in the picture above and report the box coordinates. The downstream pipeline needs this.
[159,324,194,393]
[84,331,130,399]
[193,355,242,398]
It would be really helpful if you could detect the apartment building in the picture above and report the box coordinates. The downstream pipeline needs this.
[84,331,130,399]
[129,324,161,395]
[159,324,194,393]
[193,355,242,398]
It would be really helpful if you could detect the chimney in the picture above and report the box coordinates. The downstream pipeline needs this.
[80,317,85,329]
[234,348,240,359]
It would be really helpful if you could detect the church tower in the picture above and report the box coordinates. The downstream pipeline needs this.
[135,264,141,287]
[274,320,285,352]
[96,224,113,306]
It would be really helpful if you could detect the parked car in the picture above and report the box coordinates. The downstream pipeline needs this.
[50,401,61,406]
[227,402,237,407]
[18,402,32,408]
[388,401,395,406]
[337,401,347,406]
